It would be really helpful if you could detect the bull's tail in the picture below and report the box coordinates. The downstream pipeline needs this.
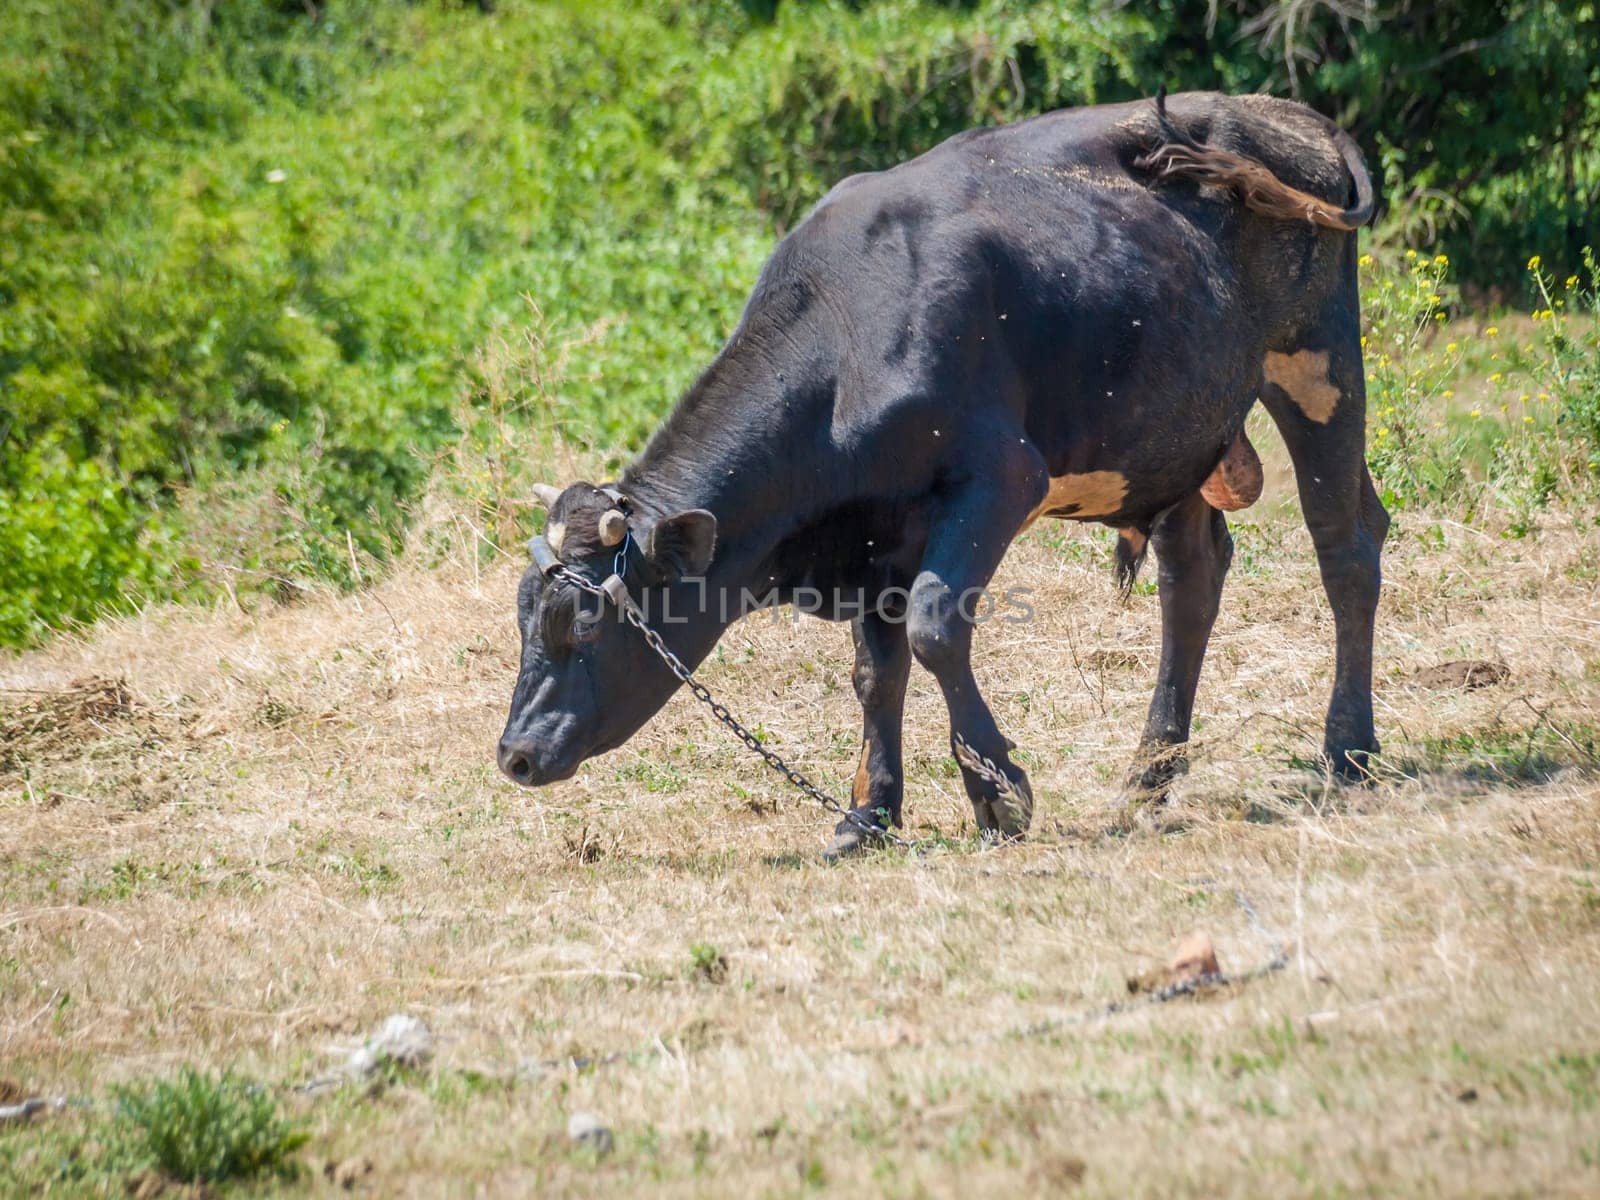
[1114,527,1149,602]
[1136,88,1376,231]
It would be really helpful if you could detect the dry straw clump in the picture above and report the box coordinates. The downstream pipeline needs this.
[2,434,1598,1194]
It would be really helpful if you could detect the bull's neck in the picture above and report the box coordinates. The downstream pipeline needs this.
[619,327,827,594]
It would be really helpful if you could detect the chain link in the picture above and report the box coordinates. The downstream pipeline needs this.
[553,566,915,849]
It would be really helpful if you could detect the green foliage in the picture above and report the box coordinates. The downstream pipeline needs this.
[114,1066,307,1184]
[1363,247,1600,526]
[1522,252,1600,476]
[0,442,155,644]
[1,0,1595,644]
[1362,250,1471,506]
[1144,2,1599,285]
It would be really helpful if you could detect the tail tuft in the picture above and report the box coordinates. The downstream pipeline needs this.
[1115,527,1149,602]
[1137,89,1375,231]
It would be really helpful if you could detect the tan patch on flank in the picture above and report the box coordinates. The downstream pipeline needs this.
[1024,470,1130,529]
[1264,349,1340,423]
[546,521,567,555]
[1118,527,1147,557]
[1199,430,1264,512]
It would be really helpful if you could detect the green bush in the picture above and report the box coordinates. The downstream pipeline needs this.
[114,1066,307,1184]
[1,0,1595,645]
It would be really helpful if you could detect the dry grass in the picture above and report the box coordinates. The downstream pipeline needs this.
[3,435,1600,1196]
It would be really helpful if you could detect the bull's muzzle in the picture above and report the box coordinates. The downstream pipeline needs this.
[497,735,579,787]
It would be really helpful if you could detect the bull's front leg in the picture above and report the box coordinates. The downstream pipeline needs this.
[822,612,910,861]
[907,441,1047,839]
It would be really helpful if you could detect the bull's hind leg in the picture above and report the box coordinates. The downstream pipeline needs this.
[1262,303,1389,777]
[822,613,910,861]
[1122,493,1233,804]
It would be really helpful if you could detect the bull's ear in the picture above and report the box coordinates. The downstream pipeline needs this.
[644,510,717,580]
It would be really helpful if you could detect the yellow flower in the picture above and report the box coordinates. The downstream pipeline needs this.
[1568,276,1581,290]
[1484,325,1499,336]
[1470,408,1481,418]
[1538,392,1550,401]
[1528,255,1542,270]
[1519,393,1530,402]
[1489,372,1503,382]
[1442,389,1455,399]
[1434,254,1449,265]
[1445,342,1459,352]
[1375,428,1388,439]
[1406,249,1418,259]
[1434,311,1446,321]
[1358,254,1374,267]
[1523,415,1533,424]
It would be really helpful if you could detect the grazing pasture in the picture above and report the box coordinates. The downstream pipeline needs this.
[3,418,1598,1193]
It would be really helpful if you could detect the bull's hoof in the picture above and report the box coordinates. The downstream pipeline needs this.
[953,737,1033,838]
[1119,744,1188,807]
[973,771,1033,840]
[820,820,891,863]
[1327,743,1380,782]
[1116,777,1174,810]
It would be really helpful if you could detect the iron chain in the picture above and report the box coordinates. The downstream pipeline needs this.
[553,567,915,849]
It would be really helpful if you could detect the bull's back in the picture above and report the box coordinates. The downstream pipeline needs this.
[785,93,1355,523]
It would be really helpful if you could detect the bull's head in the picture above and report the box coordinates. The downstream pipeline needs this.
[497,481,717,786]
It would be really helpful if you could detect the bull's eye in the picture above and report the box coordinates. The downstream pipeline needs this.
[539,584,607,653]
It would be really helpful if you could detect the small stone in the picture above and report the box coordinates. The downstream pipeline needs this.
[567,1110,614,1155]
[346,1013,433,1077]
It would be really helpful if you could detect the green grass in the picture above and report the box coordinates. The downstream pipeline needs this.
[114,1068,308,1186]
[0,1068,306,1191]
[1412,717,1600,784]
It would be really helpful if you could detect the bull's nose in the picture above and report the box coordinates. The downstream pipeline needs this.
[497,737,536,785]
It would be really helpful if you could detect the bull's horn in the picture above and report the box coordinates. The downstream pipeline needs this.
[532,483,563,509]
[598,509,627,546]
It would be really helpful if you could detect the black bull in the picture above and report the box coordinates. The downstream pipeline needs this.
[497,90,1389,855]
